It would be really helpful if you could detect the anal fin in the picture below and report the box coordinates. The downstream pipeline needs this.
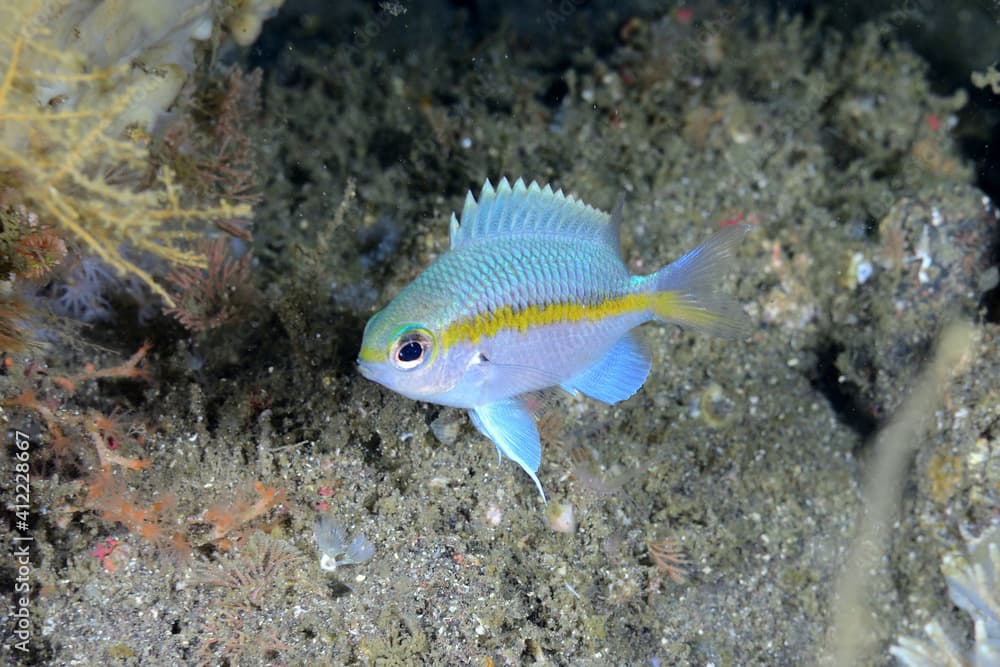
[561,333,651,404]
[470,399,546,502]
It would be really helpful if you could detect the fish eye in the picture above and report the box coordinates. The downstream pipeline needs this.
[398,341,423,362]
[390,328,433,370]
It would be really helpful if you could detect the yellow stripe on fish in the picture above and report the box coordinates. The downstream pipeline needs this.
[439,290,723,349]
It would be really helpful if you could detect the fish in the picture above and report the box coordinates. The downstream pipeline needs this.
[358,177,751,501]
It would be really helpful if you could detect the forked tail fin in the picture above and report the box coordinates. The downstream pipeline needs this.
[644,223,753,338]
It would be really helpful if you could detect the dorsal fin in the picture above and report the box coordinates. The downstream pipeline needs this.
[449,177,620,250]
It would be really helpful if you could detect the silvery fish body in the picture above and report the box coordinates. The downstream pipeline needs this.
[358,177,751,500]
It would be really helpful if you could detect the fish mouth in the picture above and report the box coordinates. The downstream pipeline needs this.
[356,359,375,380]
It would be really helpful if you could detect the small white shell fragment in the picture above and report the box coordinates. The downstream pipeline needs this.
[854,253,873,285]
[545,502,576,534]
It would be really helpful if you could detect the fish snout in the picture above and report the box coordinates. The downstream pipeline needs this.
[356,359,375,380]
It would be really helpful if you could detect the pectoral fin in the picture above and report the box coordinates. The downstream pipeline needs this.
[561,333,651,404]
[470,399,546,502]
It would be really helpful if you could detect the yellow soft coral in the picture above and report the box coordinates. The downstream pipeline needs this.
[0,0,278,305]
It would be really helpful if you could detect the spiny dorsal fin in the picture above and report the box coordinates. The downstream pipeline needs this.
[449,177,619,250]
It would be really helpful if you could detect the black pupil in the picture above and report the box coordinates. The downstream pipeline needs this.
[398,341,423,363]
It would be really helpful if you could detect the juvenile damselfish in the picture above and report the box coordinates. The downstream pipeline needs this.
[358,178,751,500]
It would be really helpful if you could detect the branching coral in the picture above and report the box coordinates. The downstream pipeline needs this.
[193,531,304,665]
[0,0,279,308]
[0,197,64,348]
[3,341,153,467]
[164,237,255,331]
[202,481,287,543]
[195,532,306,609]
[157,66,264,221]
[0,289,32,351]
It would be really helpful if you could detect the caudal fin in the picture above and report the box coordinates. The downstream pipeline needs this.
[646,223,753,338]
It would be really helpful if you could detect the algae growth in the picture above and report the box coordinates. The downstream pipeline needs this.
[2,1,999,665]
